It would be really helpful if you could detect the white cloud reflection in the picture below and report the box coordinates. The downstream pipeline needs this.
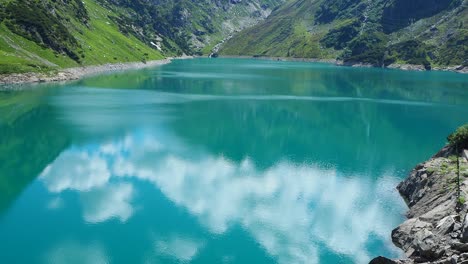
[40,151,110,192]
[156,236,204,262]
[45,241,108,264]
[81,183,134,223]
[47,197,64,210]
[40,134,405,263]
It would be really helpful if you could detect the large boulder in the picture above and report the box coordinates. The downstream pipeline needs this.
[413,229,444,260]
[392,218,446,260]
[436,215,456,235]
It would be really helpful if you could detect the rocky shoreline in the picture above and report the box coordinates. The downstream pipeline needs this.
[218,55,468,74]
[0,58,176,87]
[218,55,339,64]
[335,61,467,74]
[1,56,465,87]
[370,144,468,264]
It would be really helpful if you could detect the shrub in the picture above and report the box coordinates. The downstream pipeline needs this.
[343,31,388,66]
[448,124,468,149]
[387,40,432,69]
[315,0,362,24]
[435,30,468,66]
[321,19,360,50]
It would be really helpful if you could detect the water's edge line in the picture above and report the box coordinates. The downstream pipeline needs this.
[216,55,468,74]
[0,56,192,87]
[2,55,466,87]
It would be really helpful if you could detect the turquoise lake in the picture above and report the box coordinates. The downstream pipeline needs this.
[1,58,468,264]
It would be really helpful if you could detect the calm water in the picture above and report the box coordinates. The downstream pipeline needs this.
[1,58,468,264]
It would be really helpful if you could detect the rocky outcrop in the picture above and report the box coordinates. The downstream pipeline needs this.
[370,145,468,263]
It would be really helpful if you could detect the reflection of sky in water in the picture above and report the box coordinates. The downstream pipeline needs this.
[4,59,466,264]
[40,131,405,264]
[46,241,109,264]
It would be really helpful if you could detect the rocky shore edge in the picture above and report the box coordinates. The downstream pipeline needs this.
[370,136,468,263]
[0,57,179,87]
[218,55,468,74]
[338,61,468,74]
[1,56,465,87]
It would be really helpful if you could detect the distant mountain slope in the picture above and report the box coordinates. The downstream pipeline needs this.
[0,0,283,74]
[220,0,467,69]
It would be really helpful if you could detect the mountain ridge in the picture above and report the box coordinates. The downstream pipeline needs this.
[220,0,468,70]
[0,0,466,74]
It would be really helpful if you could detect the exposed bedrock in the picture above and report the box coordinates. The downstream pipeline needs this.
[370,145,468,264]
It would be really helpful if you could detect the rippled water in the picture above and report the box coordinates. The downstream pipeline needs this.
[1,58,468,264]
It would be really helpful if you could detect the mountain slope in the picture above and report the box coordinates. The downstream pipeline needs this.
[220,0,468,69]
[0,0,283,74]
[0,0,165,74]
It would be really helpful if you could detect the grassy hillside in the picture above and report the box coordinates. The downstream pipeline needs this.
[220,0,468,68]
[0,0,283,74]
[0,0,165,74]
[218,0,336,59]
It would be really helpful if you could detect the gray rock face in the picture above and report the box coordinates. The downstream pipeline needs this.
[414,229,444,259]
[370,146,468,264]
[392,219,434,252]
[451,242,468,252]
[437,216,456,235]
[369,256,413,264]
[461,217,468,242]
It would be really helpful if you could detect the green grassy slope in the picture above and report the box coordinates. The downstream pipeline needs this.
[219,0,337,59]
[0,0,164,74]
[220,0,467,68]
[0,0,284,74]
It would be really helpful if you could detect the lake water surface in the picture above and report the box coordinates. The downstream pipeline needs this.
[1,58,468,264]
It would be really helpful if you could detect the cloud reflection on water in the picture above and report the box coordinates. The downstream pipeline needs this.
[81,183,134,223]
[40,151,110,193]
[40,133,405,263]
[45,241,109,264]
